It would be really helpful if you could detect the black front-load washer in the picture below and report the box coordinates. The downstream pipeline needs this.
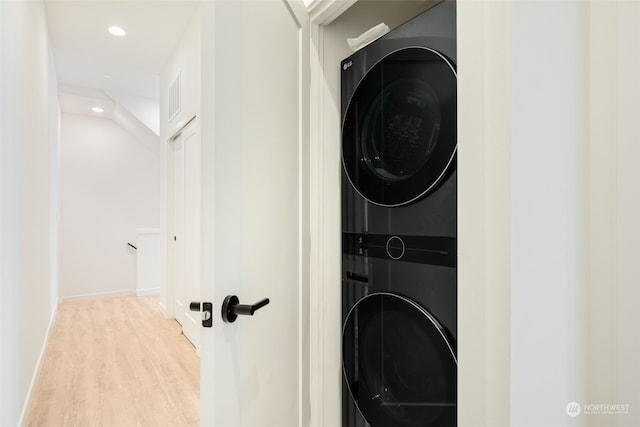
[341,2,457,426]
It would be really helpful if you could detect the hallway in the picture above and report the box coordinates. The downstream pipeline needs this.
[26,296,199,426]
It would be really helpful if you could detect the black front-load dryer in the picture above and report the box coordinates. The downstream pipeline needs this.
[341,2,456,427]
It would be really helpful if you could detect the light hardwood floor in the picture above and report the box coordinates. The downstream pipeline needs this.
[26,295,199,427]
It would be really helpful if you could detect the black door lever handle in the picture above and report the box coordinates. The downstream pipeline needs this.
[222,295,270,323]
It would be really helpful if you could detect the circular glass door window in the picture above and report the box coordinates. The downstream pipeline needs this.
[342,47,456,207]
[342,293,456,427]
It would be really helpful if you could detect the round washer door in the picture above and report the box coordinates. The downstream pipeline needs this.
[342,292,456,427]
[342,47,456,207]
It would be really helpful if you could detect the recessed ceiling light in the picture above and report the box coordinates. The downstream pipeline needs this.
[108,26,126,37]
[92,107,104,113]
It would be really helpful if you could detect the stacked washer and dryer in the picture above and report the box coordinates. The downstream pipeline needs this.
[340,2,457,426]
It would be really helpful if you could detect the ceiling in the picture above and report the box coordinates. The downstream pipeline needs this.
[45,0,201,132]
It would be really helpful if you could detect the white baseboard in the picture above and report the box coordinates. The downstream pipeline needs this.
[159,301,168,317]
[136,287,160,297]
[59,289,135,303]
[18,301,58,426]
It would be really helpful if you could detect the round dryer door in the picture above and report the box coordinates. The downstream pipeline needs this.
[342,47,457,207]
[342,292,456,427]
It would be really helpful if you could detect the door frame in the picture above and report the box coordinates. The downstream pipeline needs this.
[308,2,512,427]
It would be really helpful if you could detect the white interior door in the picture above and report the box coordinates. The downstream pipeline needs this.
[198,1,309,426]
[173,135,186,325]
[173,119,201,350]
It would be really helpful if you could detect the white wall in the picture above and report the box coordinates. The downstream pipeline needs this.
[0,1,59,425]
[106,90,160,135]
[159,8,201,316]
[161,9,201,138]
[510,2,588,426]
[59,114,160,300]
[49,47,61,315]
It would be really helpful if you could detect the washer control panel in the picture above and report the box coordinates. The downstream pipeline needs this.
[342,232,456,267]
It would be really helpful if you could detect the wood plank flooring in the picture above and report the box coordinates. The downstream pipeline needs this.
[26,295,200,427]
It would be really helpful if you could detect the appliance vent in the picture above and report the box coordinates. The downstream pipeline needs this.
[168,72,181,122]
